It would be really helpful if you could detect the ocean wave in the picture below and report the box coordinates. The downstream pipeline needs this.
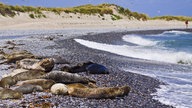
[74,39,192,65]
[152,30,191,37]
[123,68,192,108]
[152,84,192,108]
[122,35,157,46]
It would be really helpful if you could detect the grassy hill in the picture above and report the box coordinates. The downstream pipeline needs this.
[0,2,191,21]
[0,3,148,20]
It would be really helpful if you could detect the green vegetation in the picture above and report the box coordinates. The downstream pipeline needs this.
[0,2,46,18]
[29,13,35,18]
[152,16,192,21]
[111,14,122,20]
[0,2,191,21]
[67,4,113,15]
[116,5,149,21]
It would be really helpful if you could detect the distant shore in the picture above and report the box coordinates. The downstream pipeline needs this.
[0,12,190,30]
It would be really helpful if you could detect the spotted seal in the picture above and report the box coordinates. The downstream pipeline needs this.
[2,69,28,78]
[41,71,95,84]
[14,84,43,94]
[0,89,23,99]
[68,85,131,99]
[16,79,55,89]
[13,70,46,81]
[16,58,54,72]
[60,61,93,73]
[0,76,16,88]
[0,50,35,64]
[51,83,68,95]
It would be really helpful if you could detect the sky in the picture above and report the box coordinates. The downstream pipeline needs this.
[0,0,192,17]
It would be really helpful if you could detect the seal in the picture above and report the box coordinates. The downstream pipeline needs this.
[41,71,96,84]
[0,76,16,88]
[0,89,23,99]
[0,50,35,64]
[51,83,68,95]
[61,61,109,74]
[16,58,54,72]
[60,61,94,73]
[13,70,46,81]
[86,63,109,74]
[2,68,28,78]
[16,79,55,89]
[67,83,97,89]
[68,85,131,99]
[14,84,43,94]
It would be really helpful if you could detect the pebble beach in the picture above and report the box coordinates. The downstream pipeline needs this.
[0,29,187,107]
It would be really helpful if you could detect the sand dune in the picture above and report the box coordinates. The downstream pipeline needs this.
[0,12,188,30]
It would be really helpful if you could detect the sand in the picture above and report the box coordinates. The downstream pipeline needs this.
[0,12,189,30]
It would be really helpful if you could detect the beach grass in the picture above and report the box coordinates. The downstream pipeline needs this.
[0,2,149,20]
[152,16,192,21]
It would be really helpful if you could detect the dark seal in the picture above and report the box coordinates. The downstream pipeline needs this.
[86,63,109,74]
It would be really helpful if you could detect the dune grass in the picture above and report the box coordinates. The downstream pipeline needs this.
[1,2,191,21]
[152,16,192,21]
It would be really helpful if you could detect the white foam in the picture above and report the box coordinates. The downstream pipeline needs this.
[163,30,191,35]
[123,68,192,108]
[122,35,157,46]
[74,39,192,65]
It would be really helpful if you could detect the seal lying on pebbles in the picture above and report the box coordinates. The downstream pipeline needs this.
[16,79,55,89]
[0,76,16,88]
[14,84,43,94]
[41,71,96,84]
[13,70,46,81]
[0,89,23,99]
[16,58,54,72]
[2,69,28,78]
[51,83,68,95]
[67,83,97,89]
[68,85,131,99]
[61,61,109,74]
[0,50,35,64]
[86,63,109,74]
[61,61,93,73]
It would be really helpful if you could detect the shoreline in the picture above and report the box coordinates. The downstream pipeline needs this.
[0,29,186,107]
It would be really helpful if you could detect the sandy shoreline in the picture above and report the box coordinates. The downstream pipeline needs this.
[0,12,190,30]
[0,29,185,107]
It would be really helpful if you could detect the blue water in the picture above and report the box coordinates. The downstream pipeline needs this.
[74,30,192,108]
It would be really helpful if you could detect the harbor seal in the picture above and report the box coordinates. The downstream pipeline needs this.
[67,83,97,89]
[51,83,68,95]
[16,58,54,72]
[16,79,55,89]
[68,85,131,99]
[13,70,46,81]
[86,63,109,74]
[2,68,28,78]
[0,50,35,64]
[0,76,16,88]
[41,71,96,84]
[0,89,23,99]
[14,84,43,94]
[61,61,109,74]
[61,61,94,73]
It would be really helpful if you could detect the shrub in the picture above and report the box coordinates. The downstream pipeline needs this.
[111,14,122,20]
[152,16,192,21]
[29,14,35,18]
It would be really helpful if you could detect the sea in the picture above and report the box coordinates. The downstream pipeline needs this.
[74,30,192,108]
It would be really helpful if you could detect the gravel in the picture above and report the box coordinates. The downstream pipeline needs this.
[0,29,187,108]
